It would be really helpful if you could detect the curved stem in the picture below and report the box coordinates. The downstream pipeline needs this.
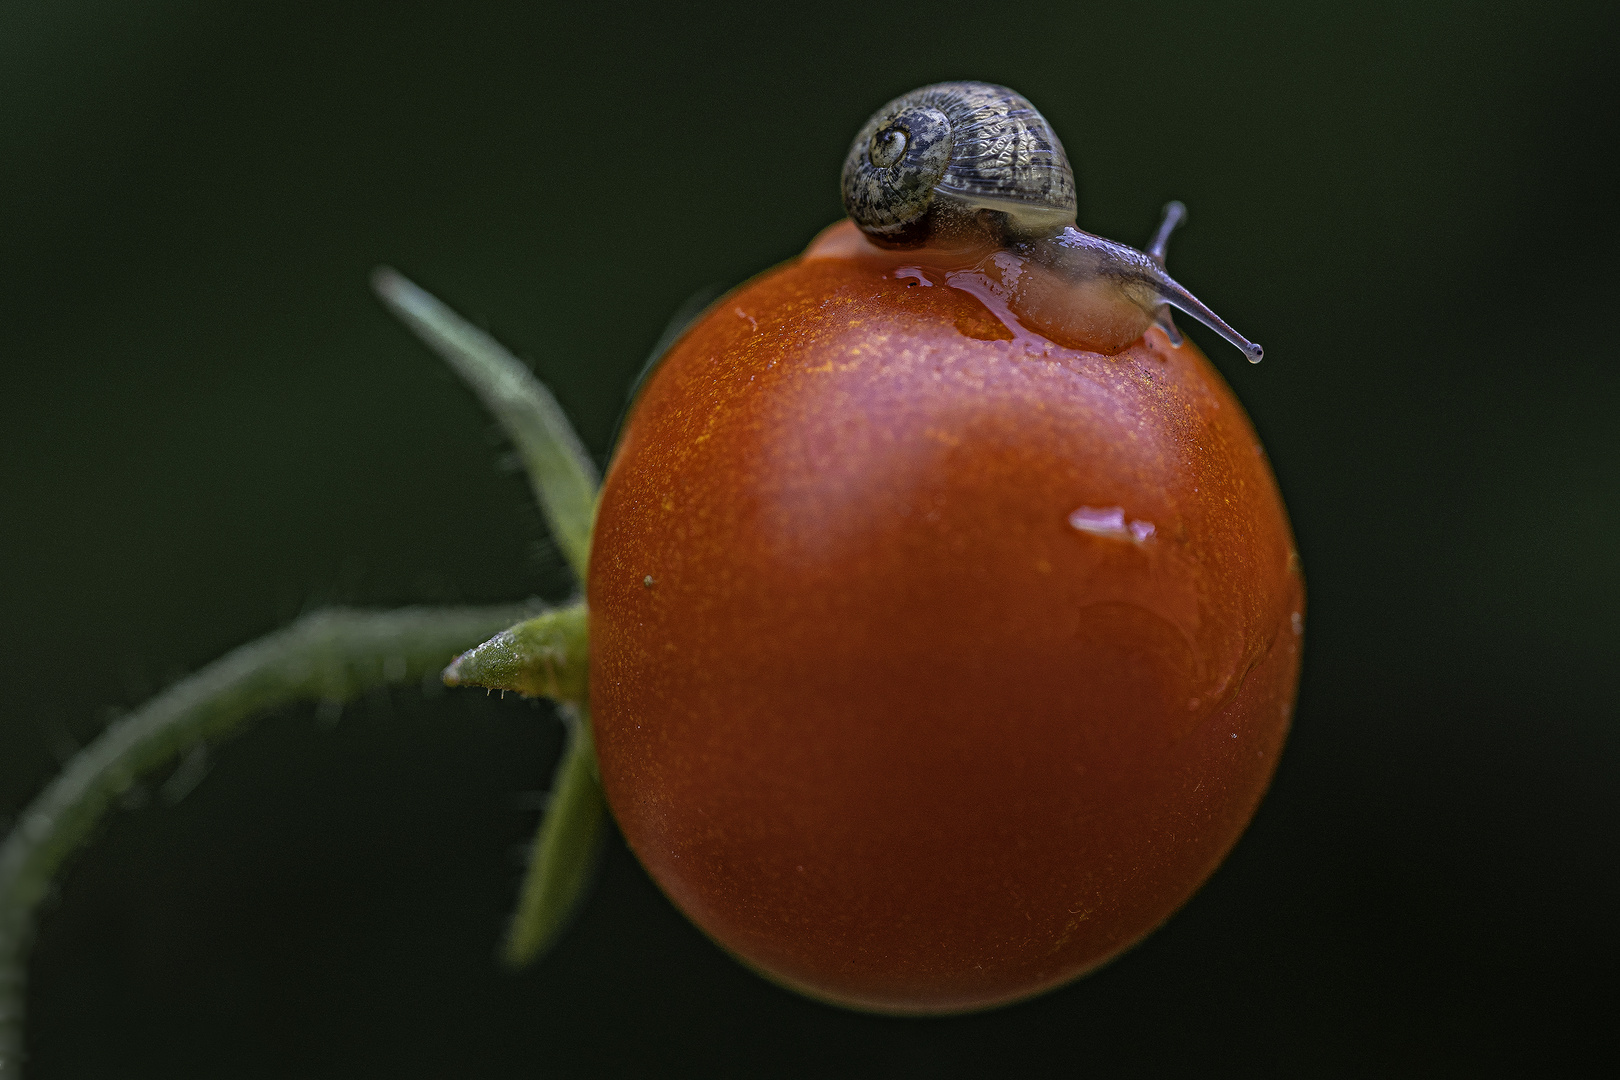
[0,603,535,1079]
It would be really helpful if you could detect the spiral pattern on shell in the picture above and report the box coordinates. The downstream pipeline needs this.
[841,82,1078,247]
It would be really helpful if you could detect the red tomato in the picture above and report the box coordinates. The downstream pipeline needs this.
[588,222,1303,1014]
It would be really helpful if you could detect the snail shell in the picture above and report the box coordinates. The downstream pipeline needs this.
[842,82,1077,248]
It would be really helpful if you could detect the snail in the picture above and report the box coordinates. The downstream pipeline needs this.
[834,81,1263,361]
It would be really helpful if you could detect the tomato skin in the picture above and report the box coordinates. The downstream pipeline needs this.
[588,232,1303,1013]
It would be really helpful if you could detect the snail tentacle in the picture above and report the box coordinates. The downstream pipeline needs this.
[1147,201,1188,345]
[1154,307,1186,348]
[1150,263,1263,363]
[1146,200,1187,266]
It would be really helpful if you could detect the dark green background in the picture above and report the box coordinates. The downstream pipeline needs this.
[2,1,1615,1075]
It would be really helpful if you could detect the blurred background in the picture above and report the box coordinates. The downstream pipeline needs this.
[1,1,1615,1075]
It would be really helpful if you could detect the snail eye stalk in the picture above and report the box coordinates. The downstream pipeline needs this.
[1147,201,1188,345]
[1147,200,1187,266]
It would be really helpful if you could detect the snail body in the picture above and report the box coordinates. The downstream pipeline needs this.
[838,81,1263,361]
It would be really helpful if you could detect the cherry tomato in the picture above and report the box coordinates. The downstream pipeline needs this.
[588,222,1303,1014]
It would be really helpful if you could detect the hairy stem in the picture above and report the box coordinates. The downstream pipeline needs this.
[0,603,535,1079]
[371,267,601,581]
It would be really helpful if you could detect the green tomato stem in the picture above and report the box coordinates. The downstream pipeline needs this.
[371,267,601,582]
[0,603,535,1079]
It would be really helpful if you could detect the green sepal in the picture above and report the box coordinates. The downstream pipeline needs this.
[371,267,601,582]
[502,710,607,968]
[441,604,589,703]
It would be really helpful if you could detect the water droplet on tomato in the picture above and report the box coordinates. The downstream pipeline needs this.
[1068,506,1126,535]
[1068,506,1156,544]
